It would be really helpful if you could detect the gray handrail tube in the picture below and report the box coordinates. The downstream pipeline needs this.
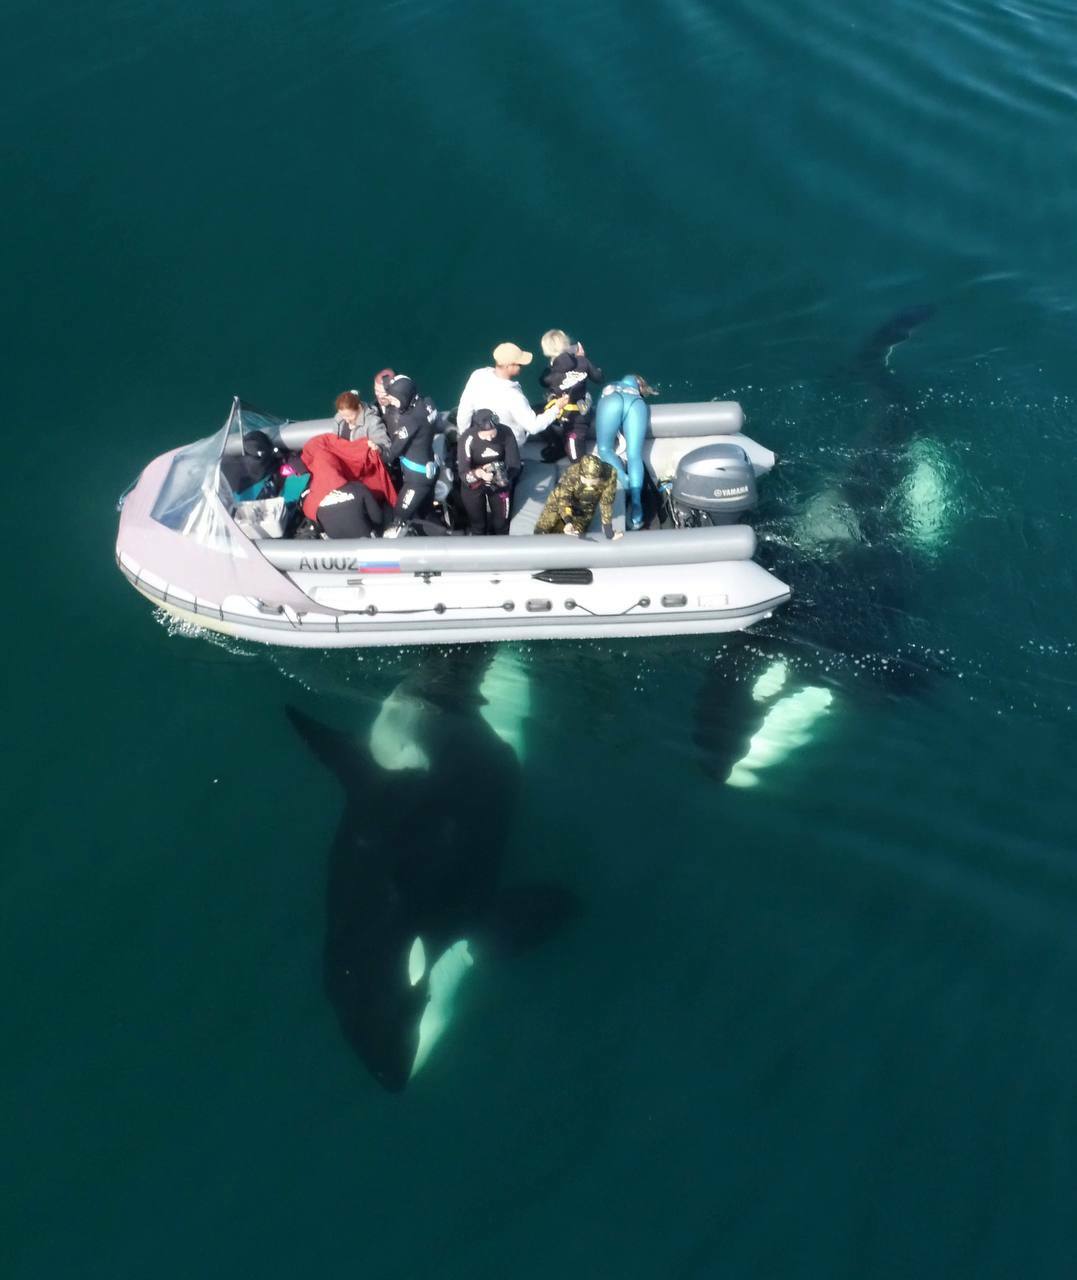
[277,418,338,450]
[258,523,757,573]
[649,402,744,434]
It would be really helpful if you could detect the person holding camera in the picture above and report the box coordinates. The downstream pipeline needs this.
[456,408,522,535]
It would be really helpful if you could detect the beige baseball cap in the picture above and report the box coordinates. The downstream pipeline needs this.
[492,341,533,366]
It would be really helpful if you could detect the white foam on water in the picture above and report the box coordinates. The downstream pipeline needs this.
[478,649,531,763]
[410,940,475,1080]
[153,608,257,656]
[369,688,432,772]
[727,685,834,788]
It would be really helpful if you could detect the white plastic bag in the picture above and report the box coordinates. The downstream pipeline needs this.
[233,496,287,539]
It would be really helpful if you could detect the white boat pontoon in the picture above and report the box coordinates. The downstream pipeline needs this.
[115,398,789,648]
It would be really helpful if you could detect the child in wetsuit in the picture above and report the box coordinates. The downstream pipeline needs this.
[539,329,605,461]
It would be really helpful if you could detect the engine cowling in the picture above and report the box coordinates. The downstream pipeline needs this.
[671,443,758,525]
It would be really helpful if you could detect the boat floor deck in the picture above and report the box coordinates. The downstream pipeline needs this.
[508,451,626,536]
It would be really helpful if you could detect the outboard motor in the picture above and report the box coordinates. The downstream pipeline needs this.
[671,443,758,526]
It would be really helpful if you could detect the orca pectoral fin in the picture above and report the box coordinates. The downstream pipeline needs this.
[285,705,369,788]
[478,648,532,764]
[486,882,582,956]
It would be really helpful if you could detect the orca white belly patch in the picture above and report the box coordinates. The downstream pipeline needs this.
[369,689,432,771]
[478,649,531,763]
[898,438,951,554]
[408,936,426,986]
[798,490,863,548]
[727,661,834,787]
[751,659,789,702]
[410,940,475,1080]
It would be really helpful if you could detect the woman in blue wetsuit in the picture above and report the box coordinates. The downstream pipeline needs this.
[594,374,656,530]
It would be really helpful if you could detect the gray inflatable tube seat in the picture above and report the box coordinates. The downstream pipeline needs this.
[272,402,744,454]
[267,403,749,534]
[259,522,758,573]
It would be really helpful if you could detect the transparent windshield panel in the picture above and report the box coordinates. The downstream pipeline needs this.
[235,404,288,436]
[149,400,289,547]
[150,400,239,534]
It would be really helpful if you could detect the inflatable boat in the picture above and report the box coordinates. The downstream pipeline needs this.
[115,398,790,648]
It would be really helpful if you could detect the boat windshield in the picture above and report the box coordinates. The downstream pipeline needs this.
[149,399,286,550]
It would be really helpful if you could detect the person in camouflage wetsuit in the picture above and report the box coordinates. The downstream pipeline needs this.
[534,454,622,539]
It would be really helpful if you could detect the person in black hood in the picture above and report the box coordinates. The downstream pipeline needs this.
[221,430,282,501]
[457,408,522,535]
[383,373,440,535]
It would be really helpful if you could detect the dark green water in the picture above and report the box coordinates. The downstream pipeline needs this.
[5,1,1077,1275]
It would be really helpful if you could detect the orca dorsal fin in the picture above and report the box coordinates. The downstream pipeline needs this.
[286,705,369,789]
[855,303,937,380]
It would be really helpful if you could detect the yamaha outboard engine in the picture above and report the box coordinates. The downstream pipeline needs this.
[671,443,758,526]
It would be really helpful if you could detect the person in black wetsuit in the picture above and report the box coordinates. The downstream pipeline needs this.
[383,373,440,535]
[457,408,522,535]
[370,367,395,436]
[316,483,386,538]
[539,329,605,461]
[221,430,281,501]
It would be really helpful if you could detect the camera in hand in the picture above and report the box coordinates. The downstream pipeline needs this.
[484,461,509,490]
